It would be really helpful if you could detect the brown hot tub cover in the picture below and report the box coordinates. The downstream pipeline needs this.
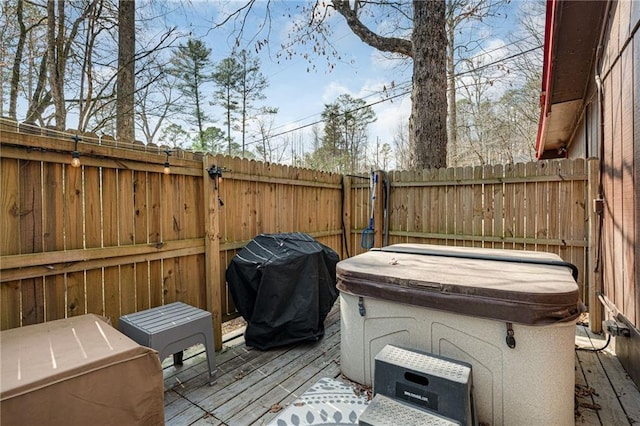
[336,244,584,325]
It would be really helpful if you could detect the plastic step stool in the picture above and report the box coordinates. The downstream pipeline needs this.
[119,302,216,384]
[373,345,474,425]
[359,394,460,426]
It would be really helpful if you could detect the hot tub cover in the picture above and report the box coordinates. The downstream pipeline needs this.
[336,244,585,325]
[226,232,340,350]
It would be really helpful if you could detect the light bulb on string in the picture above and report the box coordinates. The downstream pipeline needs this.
[71,135,81,167]
[163,149,171,175]
[71,152,81,168]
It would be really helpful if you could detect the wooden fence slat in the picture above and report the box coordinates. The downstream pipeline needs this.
[443,168,454,242]
[453,167,463,243]
[469,166,480,248]
[102,167,120,322]
[184,173,203,308]
[525,162,538,252]
[2,159,21,257]
[134,170,150,311]
[464,166,474,246]
[83,165,104,316]
[407,170,420,244]
[65,165,86,318]
[548,161,561,256]
[19,160,44,325]
[161,172,178,304]
[42,163,65,322]
[482,164,495,248]
[535,161,549,254]
[513,163,526,251]
[571,159,587,300]
[492,164,504,249]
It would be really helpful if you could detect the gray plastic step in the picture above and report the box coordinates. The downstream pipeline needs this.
[359,394,461,426]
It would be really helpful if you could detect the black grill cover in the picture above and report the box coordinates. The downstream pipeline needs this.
[226,233,340,350]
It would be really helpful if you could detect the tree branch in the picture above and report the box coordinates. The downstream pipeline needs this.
[331,0,412,57]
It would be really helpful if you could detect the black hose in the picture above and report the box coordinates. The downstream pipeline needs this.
[341,176,350,259]
[575,325,611,352]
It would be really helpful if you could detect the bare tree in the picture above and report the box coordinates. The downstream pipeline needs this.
[392,119,411,170]
[45,0,101,129]
[217,1,447,169]
[116,0,135,141]
[445,0,509,166]
[135,65,181,144]
[331,1,447,169]
[46,0,66,129]
[253,106,281,163]
[9,0,44,118]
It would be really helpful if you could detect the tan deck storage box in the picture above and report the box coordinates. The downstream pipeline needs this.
[1,314,164,425]
[337,244,583,426]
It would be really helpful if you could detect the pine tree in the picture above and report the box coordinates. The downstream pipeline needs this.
[213,50,269,157]
[236,50,268,156]
[167,39,214,146]
[213,56,242,155]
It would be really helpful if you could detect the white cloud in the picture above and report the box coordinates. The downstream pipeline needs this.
[369,95,410,143]
[321,81,352,102]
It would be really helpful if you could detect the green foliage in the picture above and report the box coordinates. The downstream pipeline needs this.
[213,49,270,156]
[167,38,214,144]
[306,93,376,173]
[191,126,227,154]
[213,55,242,155]
[159,123,191,148]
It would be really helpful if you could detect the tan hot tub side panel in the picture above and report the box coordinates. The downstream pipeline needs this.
[337,244,582,426]
[0,314,164,426]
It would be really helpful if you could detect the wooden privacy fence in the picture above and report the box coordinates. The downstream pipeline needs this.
[345,159,600,327]
[0,122,600,348]
[0,123,344,349]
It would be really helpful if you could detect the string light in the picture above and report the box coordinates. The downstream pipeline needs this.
[163,149,171,175]
[71,135,81,167]
[207,165,225,206]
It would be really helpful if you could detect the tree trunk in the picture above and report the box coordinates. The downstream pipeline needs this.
[194,70,204,146]
[117,0,135,142]
[226,86,232,155]
[25,51,50,124]
[47,0,67,130]
[446,21,457,167]
[9,0,26,119]
[410,0,448,169]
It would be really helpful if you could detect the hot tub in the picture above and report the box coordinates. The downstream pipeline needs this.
[337,244,583,426]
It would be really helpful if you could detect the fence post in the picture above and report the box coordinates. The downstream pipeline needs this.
[587,158,603,333]
[203,155,223,350]
[374,171,385,248]
[342,175,352,258]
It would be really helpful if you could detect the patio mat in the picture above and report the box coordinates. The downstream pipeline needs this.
[268,377,370,426]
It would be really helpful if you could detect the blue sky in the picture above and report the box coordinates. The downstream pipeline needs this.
[144,0,534,164]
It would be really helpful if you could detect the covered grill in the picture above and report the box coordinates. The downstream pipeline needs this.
[226,233,339,350]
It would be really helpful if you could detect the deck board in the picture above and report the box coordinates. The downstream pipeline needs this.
[164,303,640,426]
[575,324,640,425]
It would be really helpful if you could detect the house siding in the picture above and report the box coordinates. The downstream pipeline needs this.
[600,0,639,387]
[568,0,640,387]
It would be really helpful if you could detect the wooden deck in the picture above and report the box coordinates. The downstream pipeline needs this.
[575,325,640,425]
[163,301,640,425]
